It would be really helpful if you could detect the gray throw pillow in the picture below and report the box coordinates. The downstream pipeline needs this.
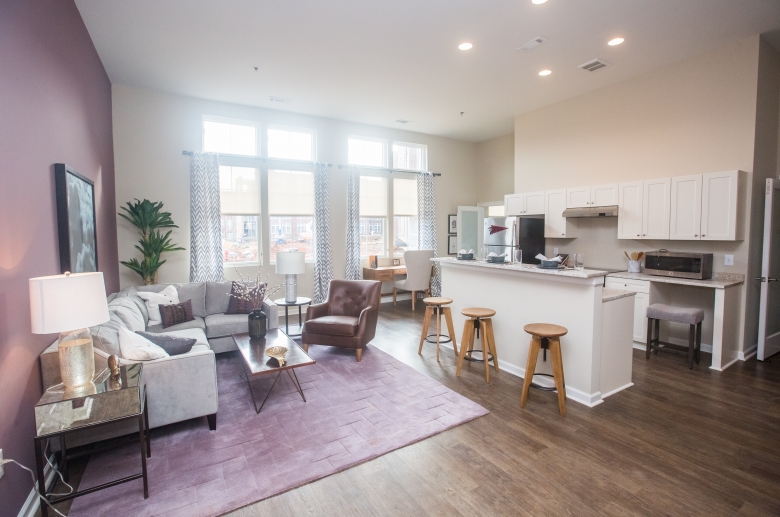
[135,331,196,356]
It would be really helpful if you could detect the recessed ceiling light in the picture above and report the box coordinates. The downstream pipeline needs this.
[252,66,258,71]
[539,69,552,76]
[532,0,548,4]
[458,43,473,50]
[608,37,624,46]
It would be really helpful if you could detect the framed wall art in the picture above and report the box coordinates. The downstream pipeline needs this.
[55,163,98,273]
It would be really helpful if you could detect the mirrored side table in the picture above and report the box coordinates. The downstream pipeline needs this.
[33,364,148,517]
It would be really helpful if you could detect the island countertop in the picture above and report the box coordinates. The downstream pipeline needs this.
[432,257,609,279]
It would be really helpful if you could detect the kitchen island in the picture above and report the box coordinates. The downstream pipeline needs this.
[434,258,635,407]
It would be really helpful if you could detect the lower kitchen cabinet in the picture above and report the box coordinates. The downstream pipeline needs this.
[605,277,650,343]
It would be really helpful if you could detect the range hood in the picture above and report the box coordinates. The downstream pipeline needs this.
[562,205,618,218]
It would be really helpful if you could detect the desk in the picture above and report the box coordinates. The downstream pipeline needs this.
[362,265,406,282]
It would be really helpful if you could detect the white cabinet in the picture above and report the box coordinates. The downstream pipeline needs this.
[544,189,578,238]
[701,170,743,241]
[617,181,643,240]
[605,277,650,343]
[505,192,545,216]
[670,174,702,240]
[642,178,671,240]
[567,184,619,208]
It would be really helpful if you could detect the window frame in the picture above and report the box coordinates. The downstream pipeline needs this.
[217,165,263,266]
[392,141,427,173]
[391,174,419,257]
[358,170,389,259]
[202,115,259,157]
[267,168,316,264]
[348,135,389,169]
[266,124,317,163]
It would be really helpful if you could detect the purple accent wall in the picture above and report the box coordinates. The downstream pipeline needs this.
[0,1,117,514]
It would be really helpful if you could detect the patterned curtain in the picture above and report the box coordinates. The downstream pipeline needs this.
[345,166,362,280]
[189,151,225,282]
[418,172,440,296]
[313,163,333,303]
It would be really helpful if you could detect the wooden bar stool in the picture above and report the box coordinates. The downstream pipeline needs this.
[418,297,458,362]
[646,304,703,369]
[520,323,568,416]
[456,308,498,383]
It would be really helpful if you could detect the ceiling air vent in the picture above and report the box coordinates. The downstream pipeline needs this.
[579,58,609,72]
[269,96,291,103]
[396,119,412,124]
[518,37,546,52]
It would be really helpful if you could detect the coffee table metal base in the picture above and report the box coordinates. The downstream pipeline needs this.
[242,365,306,414]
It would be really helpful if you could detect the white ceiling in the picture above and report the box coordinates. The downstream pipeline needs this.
[75,0,780,142]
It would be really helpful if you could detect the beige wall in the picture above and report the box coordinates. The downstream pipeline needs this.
[513,36,776,354]
[112,85,479,296]
[475,133,514,204]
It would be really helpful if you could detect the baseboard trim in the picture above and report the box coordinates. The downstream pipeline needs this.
[18,454,57,517]
[632,339,713,354]
[739,344,757,361]
[601,382,634,399]
[380,293,412,304]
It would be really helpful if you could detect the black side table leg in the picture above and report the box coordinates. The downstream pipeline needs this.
[35,438,48,517]
[298,305,302,332]
[59,434,68,482]
[138,394,149,498]
[144,399,151,458]
[285,306,290,335]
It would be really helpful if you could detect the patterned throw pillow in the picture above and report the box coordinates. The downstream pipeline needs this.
[159,299,195,328]
[225,281,255,314]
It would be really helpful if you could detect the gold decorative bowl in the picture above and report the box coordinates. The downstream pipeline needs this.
[266,346,289,366]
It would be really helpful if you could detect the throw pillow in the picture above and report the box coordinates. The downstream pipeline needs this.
[118,326,169,361]
[135,331,196,356]
[159,299,195,328]
[225,281,256,314]
[137,285,179,326]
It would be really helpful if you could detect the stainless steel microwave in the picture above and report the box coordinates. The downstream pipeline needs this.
[644,251,713,280]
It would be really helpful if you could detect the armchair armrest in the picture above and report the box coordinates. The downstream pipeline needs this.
[356,305,379,339]
[305,302,330,321]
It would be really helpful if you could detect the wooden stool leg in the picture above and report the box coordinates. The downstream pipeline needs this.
[520,336,541,408]
[412,291,416,311]
[480,320,490,383]
[646,317,653,359]
[443,307,458,356]
[456,320,474,377]
[485,318,499,372]
[687,323,695,369]
[549,338,566,416]
[436,307,442,363]
[418,306,433,355]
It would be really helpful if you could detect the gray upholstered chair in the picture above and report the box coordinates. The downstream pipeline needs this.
[393,249,435,311]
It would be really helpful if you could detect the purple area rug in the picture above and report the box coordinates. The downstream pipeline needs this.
[68,345,488,517]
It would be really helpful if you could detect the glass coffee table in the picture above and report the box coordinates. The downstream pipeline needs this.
[33,364,148,517]
[233,329,315,413]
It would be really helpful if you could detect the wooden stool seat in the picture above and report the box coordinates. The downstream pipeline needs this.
[419,298,458,362]
[520,322,569,416]
[523,323,568,338]
[456,308,499,383]
[423,297,453,306]
[461,307,496,319]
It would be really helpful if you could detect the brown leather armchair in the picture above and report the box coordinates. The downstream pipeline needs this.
[302,279,381,361]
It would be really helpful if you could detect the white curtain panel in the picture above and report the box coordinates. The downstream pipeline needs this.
[345,166,362,280]
[313,162,333,303]
[189,151,225,282]
[417,172,441,296]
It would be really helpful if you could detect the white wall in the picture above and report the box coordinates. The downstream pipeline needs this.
[474,133,514,204]
[111,85,479,296]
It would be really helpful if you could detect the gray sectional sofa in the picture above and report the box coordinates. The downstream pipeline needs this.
[40,281,278,444]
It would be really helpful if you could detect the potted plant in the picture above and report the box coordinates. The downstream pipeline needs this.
[119,199,185,285]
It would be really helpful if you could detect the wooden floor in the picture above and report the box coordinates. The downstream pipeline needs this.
[52,300,780,516]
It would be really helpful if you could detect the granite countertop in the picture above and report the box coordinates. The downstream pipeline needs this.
[606,271,745,289]
[432,257,609,279]
[602,288,636,302]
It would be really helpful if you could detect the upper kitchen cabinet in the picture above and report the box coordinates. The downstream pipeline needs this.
[505,191,545,216]
[545,189,578,238]
[567,184,619,208]
[617,181,643,239]
[642,178,671,240]
[701,170,745,241]
[670,174,702,240]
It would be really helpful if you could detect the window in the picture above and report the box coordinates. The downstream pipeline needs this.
[359,175,387,256]
[348,137,387,167]
[268,170,314,261]
[219,166,260,263]
[393,178,418,255]
[393,142,426,172]
[203,119,257,156]
[267,126,315,161]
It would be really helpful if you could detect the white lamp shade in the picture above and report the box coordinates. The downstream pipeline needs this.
[29,272,110,334]
[276,251,305,274]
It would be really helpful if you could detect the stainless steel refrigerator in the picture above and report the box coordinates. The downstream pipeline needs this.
[483,217,545,264]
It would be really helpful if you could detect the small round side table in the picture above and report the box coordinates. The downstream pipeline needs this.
[273,297,312,337]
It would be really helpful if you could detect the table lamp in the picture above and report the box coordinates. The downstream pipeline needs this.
[29,272,110,390]
[276,251,305,303]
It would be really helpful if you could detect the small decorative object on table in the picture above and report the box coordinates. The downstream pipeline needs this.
[624,251,644,273]
[369,255,378,268]
[535,254,564,269]
[265,345,289,366]
[276,251,306,303]
[393,258,401,266]
[486,252,507,264]
[108,354,121,377]
[230,271,282,339]
[457,249,474,260]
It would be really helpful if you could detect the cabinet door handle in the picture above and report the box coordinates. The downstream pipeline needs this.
[694,234,698,237]
[702,234,705,237]
[770,278,779,282]
[756,277,766,282]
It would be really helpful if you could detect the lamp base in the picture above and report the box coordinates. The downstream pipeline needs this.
[285,274,297,303]
[58,328,95,389]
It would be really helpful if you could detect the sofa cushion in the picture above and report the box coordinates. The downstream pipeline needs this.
[206,281,232,315]
[304,315,359,337]
[108,297,145,332]
[162,328,209,348]
[90,313,126,356]
[146,315,205,334]
[204,313,249,338]
[119,327,168,361]
[114,286,149,324]
[646,303,704,325]
[176,282,206,318]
